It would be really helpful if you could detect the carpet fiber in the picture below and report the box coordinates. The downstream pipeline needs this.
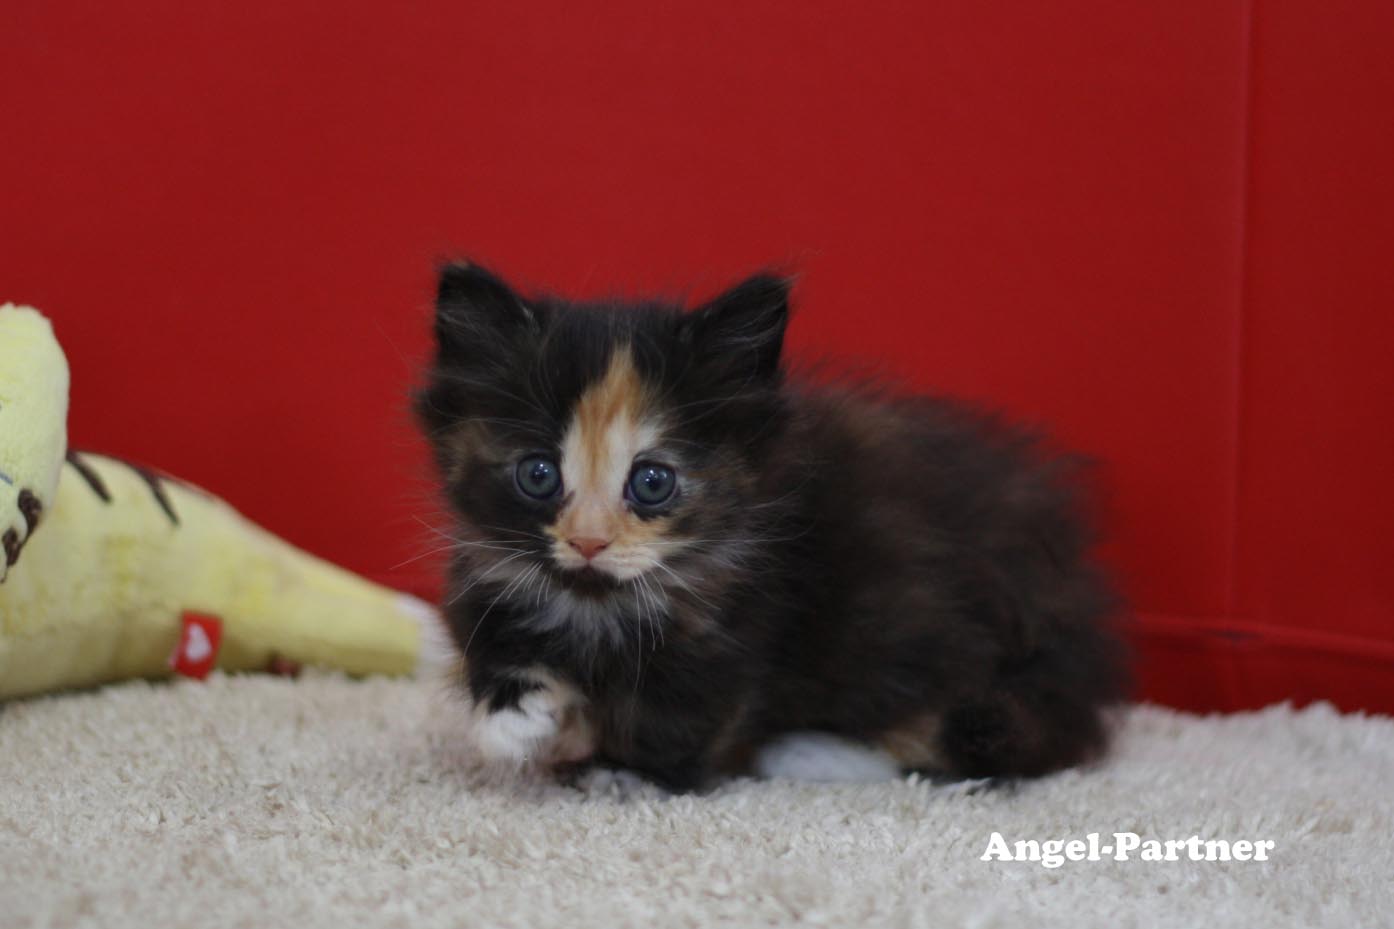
[2,674,1391,928]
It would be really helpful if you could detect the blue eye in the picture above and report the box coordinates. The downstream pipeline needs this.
[515,456,561,500]
[627,462,677,506]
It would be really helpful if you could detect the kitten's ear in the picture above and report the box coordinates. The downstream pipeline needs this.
[685,273,791,381]
[433,261,539,363]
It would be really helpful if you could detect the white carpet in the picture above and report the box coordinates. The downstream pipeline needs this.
[2,674,1391,929]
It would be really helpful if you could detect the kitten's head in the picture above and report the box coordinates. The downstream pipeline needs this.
[417,262,790,604]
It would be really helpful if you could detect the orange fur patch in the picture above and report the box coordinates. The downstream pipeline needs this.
[548,348,670,569]
[875,712,946,769]
[573,349,647,485]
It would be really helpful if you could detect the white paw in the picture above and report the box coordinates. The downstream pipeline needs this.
[572,766,653,798]
[472,693,562,765]
[470,671,594,766]
[755,732,902,783]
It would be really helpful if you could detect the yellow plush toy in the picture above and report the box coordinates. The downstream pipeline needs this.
[0,303,445,700]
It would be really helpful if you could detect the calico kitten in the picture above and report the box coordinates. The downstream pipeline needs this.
[416,262,1127,791]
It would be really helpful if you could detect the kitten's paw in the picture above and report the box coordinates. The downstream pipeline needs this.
[472,693,560,765]
[569,765,655,799]
[755,732,902,783]
[470,671,594,767]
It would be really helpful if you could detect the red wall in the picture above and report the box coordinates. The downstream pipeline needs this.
[3,1,1391,713]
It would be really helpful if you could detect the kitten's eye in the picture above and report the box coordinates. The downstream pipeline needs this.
[515,456,562,500]
[627,462,677,506]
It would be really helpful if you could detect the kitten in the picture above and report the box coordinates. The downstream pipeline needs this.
[416,262,1127,791]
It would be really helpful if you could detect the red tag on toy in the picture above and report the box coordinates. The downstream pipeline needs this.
[170,612,222,679]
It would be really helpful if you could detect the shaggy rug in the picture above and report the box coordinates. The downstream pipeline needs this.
[1,674,1390,929]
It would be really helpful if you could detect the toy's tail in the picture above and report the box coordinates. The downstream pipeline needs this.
[398,590,459,680]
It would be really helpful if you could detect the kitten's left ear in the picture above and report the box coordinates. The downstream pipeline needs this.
[433,261,540,366]
[685,273,791,381]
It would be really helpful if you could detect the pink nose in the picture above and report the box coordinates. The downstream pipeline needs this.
[568,537,611,561]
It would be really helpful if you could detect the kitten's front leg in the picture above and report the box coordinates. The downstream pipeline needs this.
[600,667,751,792]
[467,663,595,767]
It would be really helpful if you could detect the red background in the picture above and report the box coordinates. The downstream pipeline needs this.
[3,1,1391,713]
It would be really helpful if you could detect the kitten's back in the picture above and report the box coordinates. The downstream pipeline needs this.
[755,383,1127,777]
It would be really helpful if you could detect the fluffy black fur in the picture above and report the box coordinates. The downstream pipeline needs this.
[417,262,1128,790]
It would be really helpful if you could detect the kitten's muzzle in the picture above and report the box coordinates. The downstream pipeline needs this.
[552,563,622,597]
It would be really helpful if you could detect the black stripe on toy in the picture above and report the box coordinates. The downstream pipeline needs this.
[65,451,112,503]
[18,489,41,535]
[127,463,180,527]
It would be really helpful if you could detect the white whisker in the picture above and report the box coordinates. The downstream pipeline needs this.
[447,549,533,606]
[649,560,717,613]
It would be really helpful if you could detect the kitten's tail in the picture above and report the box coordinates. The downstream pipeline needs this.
[937,628,1128,779]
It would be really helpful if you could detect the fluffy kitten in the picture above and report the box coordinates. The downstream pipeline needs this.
[416,262,1126,790]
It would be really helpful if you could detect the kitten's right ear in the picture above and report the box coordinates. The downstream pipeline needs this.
[683,273,792,382]
[433,261,538,363]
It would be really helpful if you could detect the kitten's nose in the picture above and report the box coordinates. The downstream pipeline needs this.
[568,537,611,561]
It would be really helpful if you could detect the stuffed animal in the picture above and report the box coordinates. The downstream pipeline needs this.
[0,303,445,700]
